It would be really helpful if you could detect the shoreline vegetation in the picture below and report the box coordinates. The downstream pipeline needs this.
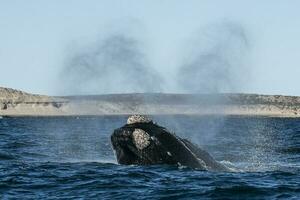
[1,87,300,117]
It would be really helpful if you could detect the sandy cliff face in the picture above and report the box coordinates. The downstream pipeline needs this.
[0,87,68,115]
[0,87,52,102]
[1,87,300,116]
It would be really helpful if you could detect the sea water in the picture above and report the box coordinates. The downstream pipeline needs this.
[0,116,299,199]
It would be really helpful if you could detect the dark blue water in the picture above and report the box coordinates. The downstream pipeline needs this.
[0,116,299,199]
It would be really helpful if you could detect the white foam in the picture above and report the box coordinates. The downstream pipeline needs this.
[219,160,241,172]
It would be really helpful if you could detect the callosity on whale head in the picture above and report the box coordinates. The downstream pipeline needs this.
[111,115,230,171]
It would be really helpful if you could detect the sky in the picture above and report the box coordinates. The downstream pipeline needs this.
[0,1,300,96]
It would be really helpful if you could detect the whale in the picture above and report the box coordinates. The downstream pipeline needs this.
[111,115,229,171]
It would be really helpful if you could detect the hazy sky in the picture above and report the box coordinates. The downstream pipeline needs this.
[0,1,300,96]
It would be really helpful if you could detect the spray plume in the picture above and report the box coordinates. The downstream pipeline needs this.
[61,33,162,95]
[177,22,250,93]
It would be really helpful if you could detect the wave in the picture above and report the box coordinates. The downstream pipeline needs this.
[0,152,16,160]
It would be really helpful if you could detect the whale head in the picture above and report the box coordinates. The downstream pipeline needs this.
[111,115,176,165]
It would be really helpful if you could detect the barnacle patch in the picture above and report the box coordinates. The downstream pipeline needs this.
[127,115,151,124]
[132,128,151,150]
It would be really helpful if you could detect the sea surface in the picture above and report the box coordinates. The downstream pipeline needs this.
[0,115,299,199]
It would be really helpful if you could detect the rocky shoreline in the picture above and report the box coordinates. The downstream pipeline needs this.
[1,87,300,117]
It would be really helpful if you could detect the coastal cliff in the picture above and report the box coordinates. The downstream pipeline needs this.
[0,87,67,116]
[1,87,300,117]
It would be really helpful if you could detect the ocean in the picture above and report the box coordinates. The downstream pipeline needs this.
[0,115,299,199]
